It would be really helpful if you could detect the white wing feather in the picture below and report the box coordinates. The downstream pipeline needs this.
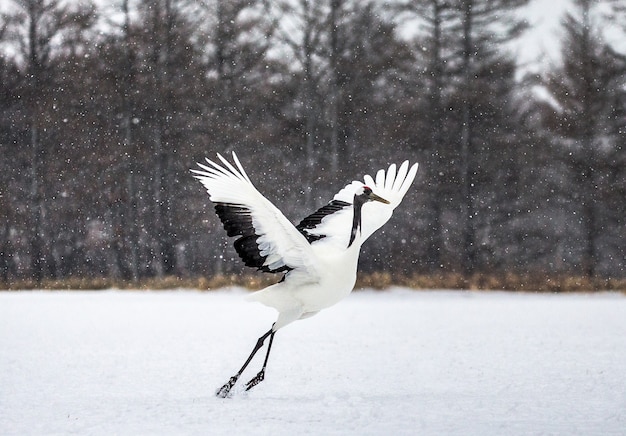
[192,152,319,279]
[360,160,418,241]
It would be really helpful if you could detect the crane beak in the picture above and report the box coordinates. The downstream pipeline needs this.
[369,191,390,204]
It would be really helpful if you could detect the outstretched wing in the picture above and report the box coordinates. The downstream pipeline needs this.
[192,152,319,279]
[358,160,419,241]
[297,160,419,248]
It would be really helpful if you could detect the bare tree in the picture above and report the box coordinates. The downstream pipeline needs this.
[544,0,626,277]
[3,0,95,283]
[448,0,528,275]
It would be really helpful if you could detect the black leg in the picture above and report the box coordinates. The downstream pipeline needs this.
[215,326,275,398]
[244,329,275,391]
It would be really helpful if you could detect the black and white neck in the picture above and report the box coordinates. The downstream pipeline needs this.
[347,186,389,248]
[348,192,368,248]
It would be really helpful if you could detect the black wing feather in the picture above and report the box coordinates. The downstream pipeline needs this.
[215,202,291,273]
[296,200,350,243]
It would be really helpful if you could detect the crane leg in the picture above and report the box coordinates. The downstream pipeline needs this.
[244,329,275,391]
[215,325,275,398]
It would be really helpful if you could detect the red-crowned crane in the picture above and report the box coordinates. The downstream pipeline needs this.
[192,152,418,397]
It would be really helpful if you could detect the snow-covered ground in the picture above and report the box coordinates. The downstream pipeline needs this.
[1,289,625,435]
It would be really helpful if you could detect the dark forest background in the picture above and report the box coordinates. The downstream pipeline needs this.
[1,0,625,290]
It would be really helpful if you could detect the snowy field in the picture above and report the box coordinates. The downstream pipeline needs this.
[1,289,625,436]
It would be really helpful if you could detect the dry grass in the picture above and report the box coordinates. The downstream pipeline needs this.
[0,274,276,292]
[1,272,625,293]
[387,272,626,293]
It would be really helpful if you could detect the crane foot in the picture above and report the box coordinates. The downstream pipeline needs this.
[215,376,238,398]
[244,370,265,391]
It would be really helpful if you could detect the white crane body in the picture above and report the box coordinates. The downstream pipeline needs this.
[247,240,361,329]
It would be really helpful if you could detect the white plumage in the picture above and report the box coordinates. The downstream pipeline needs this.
[192,152,418,397]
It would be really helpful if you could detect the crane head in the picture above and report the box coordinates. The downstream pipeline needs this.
[358,186,390,205]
